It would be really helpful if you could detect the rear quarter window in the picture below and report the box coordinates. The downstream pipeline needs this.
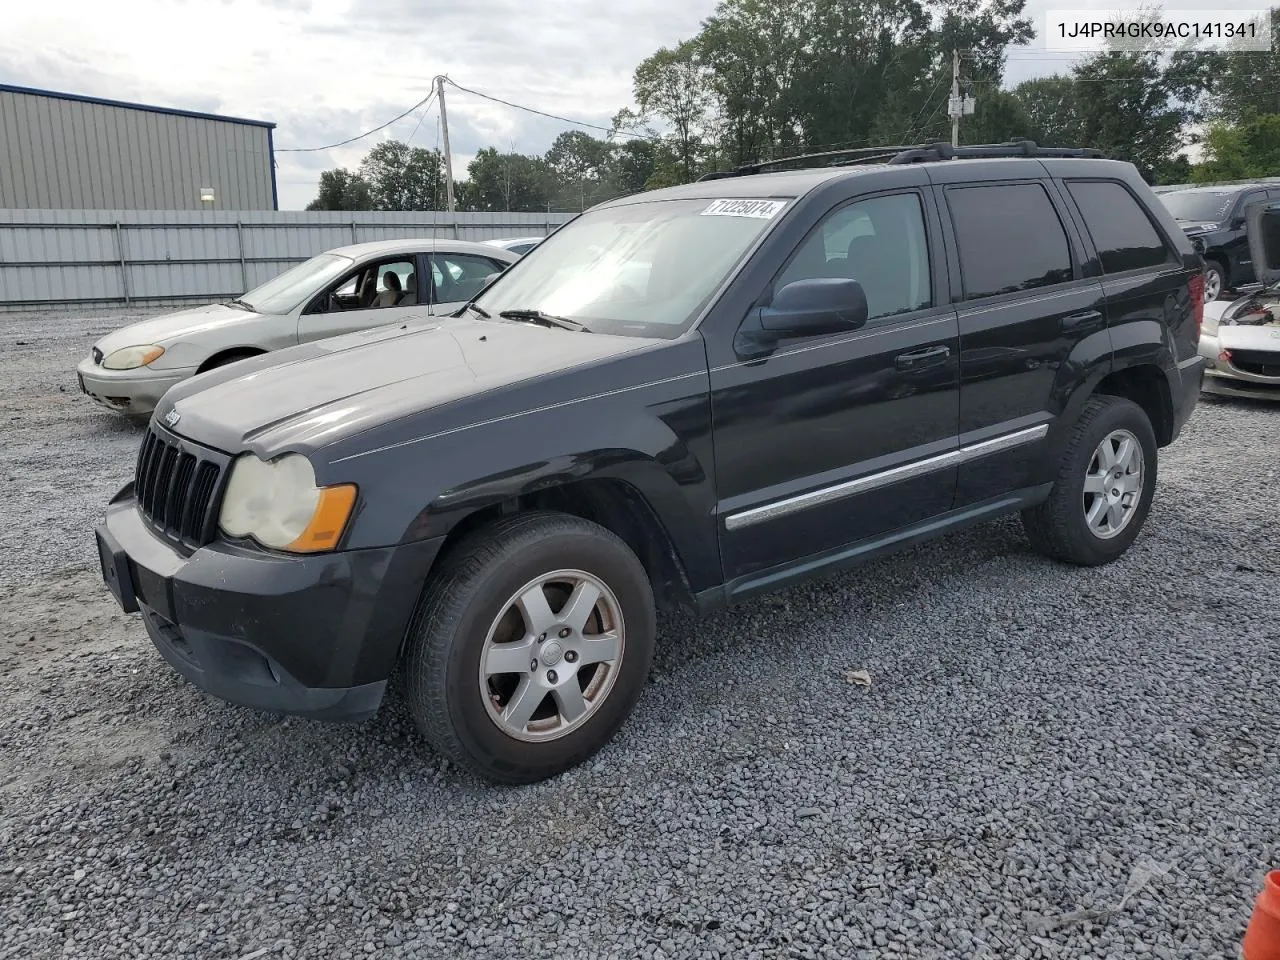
[1066,180,1173,274]
[946,182,1074,300]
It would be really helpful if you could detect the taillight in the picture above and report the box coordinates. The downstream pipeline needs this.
[1188,272,1204,340]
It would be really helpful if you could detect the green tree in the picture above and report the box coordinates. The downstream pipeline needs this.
[957,88,1032,144]
[305,168,374,211]
[1010,76,1085,146]
[545,131,617,210]
[459,148,555,212]
[1070,52,1192,182]
[611,137,659,194]
[690,0,1033,164]
[634,39,714,181]
[1204,7,1280,123]
[1193,114,1280,182]
[357,140,445,211]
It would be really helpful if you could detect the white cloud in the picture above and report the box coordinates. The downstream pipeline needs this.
[1,0,710,208]
[0,0,1209,208]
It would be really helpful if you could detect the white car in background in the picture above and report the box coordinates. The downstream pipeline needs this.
[77,238,519,417]
[483,236,546,256]
[1198,197,1280,401]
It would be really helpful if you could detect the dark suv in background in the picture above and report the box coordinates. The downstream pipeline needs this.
[1160,181,1280,301]
[95,141,1206,784]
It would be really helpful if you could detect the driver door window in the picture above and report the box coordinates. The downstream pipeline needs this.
[774,193,932,321]
[299,256,425,343]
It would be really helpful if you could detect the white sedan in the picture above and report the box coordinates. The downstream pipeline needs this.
[76,238,519,416]
[483,236,545,256]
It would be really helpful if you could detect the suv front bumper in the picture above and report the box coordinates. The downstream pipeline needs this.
[95,484,443,722]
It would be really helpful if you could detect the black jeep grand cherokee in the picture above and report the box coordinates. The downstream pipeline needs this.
[95,142,1206,783]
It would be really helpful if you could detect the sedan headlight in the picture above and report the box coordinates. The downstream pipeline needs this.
[102,345,165,370]
[218,452,357,553]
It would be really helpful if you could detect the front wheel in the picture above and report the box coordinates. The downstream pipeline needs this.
[1022,396,1158,566]
[402,512,656,784]
[1203,261,1224,302]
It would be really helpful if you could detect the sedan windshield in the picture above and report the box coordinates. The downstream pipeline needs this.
[1160,190,1235,223]
[472,197,792,338]
[238,253,354,315]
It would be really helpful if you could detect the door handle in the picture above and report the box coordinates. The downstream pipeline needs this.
[1061,309,1104,333]
[895,344,951,371]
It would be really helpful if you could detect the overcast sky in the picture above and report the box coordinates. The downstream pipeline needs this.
[2,0,1143,209]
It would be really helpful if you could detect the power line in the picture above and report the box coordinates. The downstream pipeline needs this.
[275,82,441,152]
[403,90,439,148]
[274,75,662,156]
[441,78,661,142]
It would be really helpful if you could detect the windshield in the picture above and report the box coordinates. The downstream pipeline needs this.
[1160,190,1235,223]
[239,253,354,314]
[472,197,791,338]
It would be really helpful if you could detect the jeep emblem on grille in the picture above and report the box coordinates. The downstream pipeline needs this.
[163,409,181,427]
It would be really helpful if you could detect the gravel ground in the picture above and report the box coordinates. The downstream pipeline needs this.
[1,307,1277,960]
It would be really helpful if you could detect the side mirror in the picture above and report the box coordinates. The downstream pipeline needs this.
[760,277,868,336]
[734,277,868,360]
[1245,199,1280,286]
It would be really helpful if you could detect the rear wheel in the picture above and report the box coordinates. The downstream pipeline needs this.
[1022,396,1157,566]
[402,512,656,784]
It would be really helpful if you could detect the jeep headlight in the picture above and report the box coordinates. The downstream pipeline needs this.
[218,452,356,553]
[102,345,165,370]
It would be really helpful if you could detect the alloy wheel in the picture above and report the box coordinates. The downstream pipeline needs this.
[478,569,625,742]
[1082,428,1144,540]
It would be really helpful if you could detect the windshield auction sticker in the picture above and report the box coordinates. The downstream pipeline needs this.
[701,199,788,219]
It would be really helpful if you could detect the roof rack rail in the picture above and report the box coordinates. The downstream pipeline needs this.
[697,139,1107,180]
[697,145,918,181]
[887,139,1107,164]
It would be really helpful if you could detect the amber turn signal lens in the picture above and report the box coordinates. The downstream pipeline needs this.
[286,484,358,553]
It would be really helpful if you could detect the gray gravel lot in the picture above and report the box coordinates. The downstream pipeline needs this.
[1,307,1277,959]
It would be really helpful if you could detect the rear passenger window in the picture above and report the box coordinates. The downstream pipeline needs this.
[1066,180,1171,273]
[947,183,1073,300]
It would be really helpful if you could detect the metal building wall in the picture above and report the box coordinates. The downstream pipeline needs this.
[0,85,276,211]
[0,209,576,310]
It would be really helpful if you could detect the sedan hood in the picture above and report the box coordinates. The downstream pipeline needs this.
[1219,324,1280,351]
[156,314,650,455]
[94,303,263,355]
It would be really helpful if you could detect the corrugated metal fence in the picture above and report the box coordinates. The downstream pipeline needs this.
[0,209,577,311]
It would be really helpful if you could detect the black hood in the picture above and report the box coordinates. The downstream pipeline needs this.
[155,315,650,456]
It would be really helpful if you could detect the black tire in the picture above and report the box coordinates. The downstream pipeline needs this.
[1203,260,1226,302]
[402,511,656,784]
[1021,396,1158,566]
[198,349,261,373]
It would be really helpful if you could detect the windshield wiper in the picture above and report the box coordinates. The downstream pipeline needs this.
[462,302,491,319]
[227,298,255,311]
[499,309,589,332]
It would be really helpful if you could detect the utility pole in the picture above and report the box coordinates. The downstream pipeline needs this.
[950,49,960,147]
[947,49,976,147]
[437,75,456,213]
